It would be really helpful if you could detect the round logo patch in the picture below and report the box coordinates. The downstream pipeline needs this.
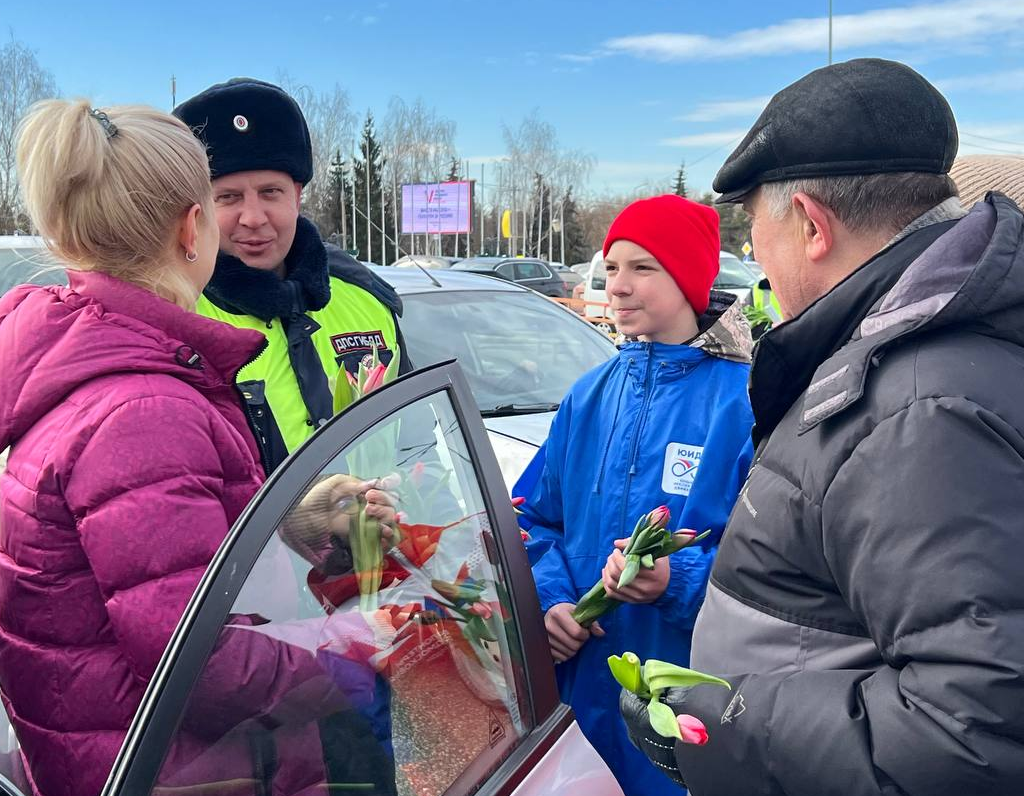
[232,115,249,132]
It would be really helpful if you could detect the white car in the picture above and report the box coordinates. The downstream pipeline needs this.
[0,242,624,796]
[373,266,617,489]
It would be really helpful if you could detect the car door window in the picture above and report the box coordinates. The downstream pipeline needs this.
[493,262,515,280]
[514,261,544,281]
[118,367,545,796]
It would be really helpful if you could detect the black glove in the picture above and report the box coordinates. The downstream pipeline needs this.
[619,688,691,788]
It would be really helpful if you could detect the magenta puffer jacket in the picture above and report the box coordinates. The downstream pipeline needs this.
[0,271,331,796]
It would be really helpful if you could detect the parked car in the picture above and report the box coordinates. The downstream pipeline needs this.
[0,242,616,489]
[0,363,623,796]
[372,266,617,488]
[0,235,63,295]
[451,257,566,298]
[391,255,460,270]
[713,251,762,305]
[0,251,623,795]
[549,262,584,293]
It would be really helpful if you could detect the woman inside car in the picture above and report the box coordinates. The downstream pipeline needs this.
[0,99,393,796]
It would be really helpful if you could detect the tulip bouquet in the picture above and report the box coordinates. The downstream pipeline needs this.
[331,346,402,611]
[609,652,730,742]
[571,506,710,627]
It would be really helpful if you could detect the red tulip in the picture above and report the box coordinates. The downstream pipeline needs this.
[468,602,493,620]
[676,714,709,745]
[647,505,671,531]
[409,461,426,488]
[511,496,526,507]
[363,363,388,394]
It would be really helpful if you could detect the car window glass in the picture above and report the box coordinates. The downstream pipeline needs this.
[714,255,756,288]
[590,259,607,291]
[398,291,615,413]
[515,261,544,280]
[495,263,516,279]
[147,391,532,796]
[0,248,66,296]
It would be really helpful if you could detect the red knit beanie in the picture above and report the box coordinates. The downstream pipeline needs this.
[603,194,720,315]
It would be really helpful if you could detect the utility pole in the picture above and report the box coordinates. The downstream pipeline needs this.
[331,150,347,250]
[828,0,833,65]
[171,75,176,109]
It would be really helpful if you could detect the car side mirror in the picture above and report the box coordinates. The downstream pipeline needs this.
[758,277,771,290]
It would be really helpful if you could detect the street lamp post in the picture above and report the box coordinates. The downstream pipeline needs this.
[330,150,348,250]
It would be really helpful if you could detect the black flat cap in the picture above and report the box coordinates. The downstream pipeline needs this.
[173,78,313,185]
[713,58,958,203]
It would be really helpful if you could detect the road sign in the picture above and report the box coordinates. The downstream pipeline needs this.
[741,241,752,256]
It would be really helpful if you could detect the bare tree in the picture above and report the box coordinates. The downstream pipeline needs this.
[498,110,594,256]
[275,72,357,234]
[0,36,58,233]
[379,97,457,255]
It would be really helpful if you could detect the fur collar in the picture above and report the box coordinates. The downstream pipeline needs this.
[203,216,330,321]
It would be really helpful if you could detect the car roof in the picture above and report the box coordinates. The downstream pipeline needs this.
[368,264,529,295]
[0,235,46,249]
[453,256,548,270]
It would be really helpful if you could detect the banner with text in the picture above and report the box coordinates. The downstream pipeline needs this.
[401,181,473,234]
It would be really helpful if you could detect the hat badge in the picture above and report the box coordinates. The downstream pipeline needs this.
[233,114,249,133]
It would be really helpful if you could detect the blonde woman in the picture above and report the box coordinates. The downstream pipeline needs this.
[0,101,385,795]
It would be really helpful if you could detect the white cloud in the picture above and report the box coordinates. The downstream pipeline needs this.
[935,69,1024,94]
[660,130,747,147]
[604,1,1024,62]
[678,96,770,122]
[558,53,598,64]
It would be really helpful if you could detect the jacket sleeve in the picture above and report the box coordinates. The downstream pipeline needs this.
[671,396,1024,796]
[512,407,577,614]
[66,396,331,735]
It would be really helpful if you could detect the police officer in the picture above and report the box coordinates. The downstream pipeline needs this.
[175,78,409,473]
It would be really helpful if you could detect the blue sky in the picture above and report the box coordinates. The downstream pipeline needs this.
[8,0,1024,196]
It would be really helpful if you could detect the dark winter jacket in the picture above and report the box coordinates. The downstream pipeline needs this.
[625,194,1024,796]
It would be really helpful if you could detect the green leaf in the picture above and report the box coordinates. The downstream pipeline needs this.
[371,343,381,371]
[607,653,646,696]
[617,556,641,589]
[383,343,402,384]
[646,694,683,740]
[640,553,655,569]
[643,659,731,693]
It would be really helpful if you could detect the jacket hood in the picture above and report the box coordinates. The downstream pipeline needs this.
[0,270,266,451]
[689,290,753,364]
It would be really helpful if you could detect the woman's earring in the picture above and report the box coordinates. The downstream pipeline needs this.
[185,250,198,263]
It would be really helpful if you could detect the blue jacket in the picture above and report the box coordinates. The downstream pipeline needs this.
[514,300,754,796]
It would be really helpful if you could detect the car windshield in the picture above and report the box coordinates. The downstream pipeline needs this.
[715,255,759,289]
[399,289,615,414]
[0,248,66,295]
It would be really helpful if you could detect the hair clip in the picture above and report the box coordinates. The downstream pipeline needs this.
[89,108,118,139]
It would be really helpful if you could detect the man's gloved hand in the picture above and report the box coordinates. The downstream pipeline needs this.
[619,687,690,788]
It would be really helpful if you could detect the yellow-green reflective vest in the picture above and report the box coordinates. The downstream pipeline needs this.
[752,284,783,323]
[197,273,398,462]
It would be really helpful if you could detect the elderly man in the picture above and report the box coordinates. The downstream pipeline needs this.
[622,58,1024,795]
[174,79,409,474]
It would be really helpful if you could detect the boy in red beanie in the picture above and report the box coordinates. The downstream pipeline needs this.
[513,195,755,795]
